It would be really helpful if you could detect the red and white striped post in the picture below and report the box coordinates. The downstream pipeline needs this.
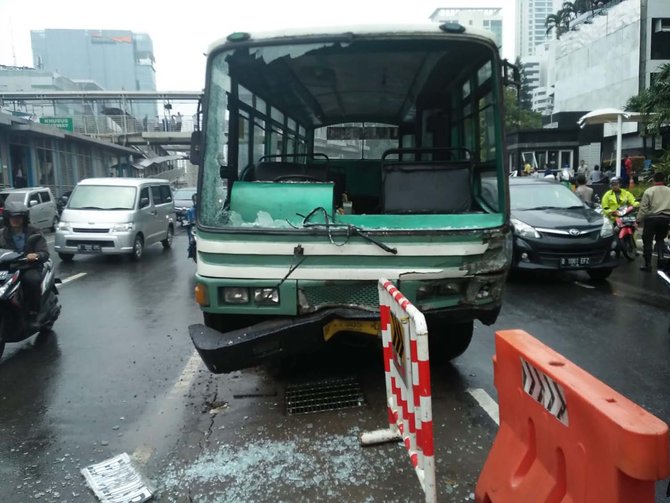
[361,278,436,503]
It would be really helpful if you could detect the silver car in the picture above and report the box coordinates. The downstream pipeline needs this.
[0,187,59,231]
[55,178,175,262]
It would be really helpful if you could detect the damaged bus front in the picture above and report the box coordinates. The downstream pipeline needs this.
[189,24,512,373]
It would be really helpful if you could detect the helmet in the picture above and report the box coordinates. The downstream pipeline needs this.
[3,200,30,225]
[610,176,621,186]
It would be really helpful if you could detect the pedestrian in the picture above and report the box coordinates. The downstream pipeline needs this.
[574,174,594,205]
[590,164,602,184]
[622,154,633,187]
[523,161,533,176]
[636,171,670,271]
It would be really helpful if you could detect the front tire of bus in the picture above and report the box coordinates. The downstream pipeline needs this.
[427,320,473,363]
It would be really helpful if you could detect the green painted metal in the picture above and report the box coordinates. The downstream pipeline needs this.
[229,182,335,223]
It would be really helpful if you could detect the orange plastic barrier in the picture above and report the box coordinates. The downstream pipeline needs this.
[475,329,669,503]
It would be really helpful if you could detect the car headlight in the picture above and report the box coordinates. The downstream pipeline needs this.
[600,218,614,237]
[112,223,135,232]
[511,218,540,239]
[254,288,280,304]
[56,222,71,232]
[223,287,249,304]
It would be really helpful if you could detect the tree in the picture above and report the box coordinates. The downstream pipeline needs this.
[515,57,534,112]
[625,63,670,137]
[504,87,542,131]
[626,63,670,176]
[545,12,566,39]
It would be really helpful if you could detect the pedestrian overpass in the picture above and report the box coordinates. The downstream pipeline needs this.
[0,90,202,148]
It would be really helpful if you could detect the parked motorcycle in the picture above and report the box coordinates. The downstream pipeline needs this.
[0,237,61,359]
[611,205,638,261]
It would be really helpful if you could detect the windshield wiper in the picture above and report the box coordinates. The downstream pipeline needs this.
[72,206,104,210]
[297,207,398,255]
[518,206,556,211]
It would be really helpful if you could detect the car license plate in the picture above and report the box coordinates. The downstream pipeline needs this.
[560,257,590,267]
[77,244,101,253]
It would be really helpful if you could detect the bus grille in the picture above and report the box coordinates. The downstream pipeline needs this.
[301,282,379,308]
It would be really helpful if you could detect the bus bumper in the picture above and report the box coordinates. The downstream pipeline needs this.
[189,303,501,374]
[189,307,378,373]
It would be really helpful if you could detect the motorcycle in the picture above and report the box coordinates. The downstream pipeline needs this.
[185,223,197,262]
[0,236,62,360]
[611,205,638,261]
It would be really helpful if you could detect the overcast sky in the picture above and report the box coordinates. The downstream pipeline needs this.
[0,0,516,91]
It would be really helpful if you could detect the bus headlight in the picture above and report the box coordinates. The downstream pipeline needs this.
[254,288,280,304]
[223,287,249,304]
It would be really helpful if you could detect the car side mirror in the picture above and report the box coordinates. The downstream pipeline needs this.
[189,131,201,165]
[28,199,39,207]
[140,197,150,208]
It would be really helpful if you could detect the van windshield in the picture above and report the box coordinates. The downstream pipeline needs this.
[68,186,137,210]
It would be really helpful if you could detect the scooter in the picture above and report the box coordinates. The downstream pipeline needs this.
[0,238,61,360]
[611,205,638,261]
[185,223,197,262]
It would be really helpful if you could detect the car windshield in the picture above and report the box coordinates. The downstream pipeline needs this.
[511,183,585,211]
[68,186,137,210]
[0,192,25,207]
[174,188,196,200]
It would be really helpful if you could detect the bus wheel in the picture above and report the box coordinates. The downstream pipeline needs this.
[427,320,473,363]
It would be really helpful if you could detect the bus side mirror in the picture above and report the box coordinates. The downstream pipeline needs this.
[502,59,521,89]
[190,131,202,165]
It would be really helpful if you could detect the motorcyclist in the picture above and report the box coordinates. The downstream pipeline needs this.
[186,193,197,259]
[0,201,49,326]
[601,176,639,222]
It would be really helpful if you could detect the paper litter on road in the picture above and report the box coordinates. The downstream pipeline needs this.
[81,452,154,503]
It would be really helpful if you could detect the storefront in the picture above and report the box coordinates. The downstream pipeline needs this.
[0,112,139,198]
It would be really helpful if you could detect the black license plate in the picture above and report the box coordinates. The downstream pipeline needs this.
[77,244,102,253]
[560,257,590,267]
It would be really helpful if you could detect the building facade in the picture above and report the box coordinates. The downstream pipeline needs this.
[31,29,158,120]
[516,0,562,58]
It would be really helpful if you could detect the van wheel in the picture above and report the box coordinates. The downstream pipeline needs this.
[427,319,474,363]
[131,235,144,261]
[58,253,74,263]
[161,226,174,249]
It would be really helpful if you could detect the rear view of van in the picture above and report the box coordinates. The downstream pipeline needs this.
[54,178,176,262]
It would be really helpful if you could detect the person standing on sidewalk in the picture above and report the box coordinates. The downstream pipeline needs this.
[574,174,594,205]
[636,171,670,271]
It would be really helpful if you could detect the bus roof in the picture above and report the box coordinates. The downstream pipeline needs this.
[208,23,497,54]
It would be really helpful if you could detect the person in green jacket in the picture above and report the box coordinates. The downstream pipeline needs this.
[601,177,639,221]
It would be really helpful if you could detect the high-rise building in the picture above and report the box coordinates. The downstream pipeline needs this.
[430,8,503,51]
[516,0,561,58]
[31,29,157,119]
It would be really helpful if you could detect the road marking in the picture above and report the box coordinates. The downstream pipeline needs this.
[60,272,87,284]
[467,388,499,425]
[574,281,596,289]
[132,351,202,465]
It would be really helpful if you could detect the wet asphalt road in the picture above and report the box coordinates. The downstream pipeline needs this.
[0,229,669,502]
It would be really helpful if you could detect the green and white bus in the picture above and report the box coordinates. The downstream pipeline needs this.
[189,23,512,373]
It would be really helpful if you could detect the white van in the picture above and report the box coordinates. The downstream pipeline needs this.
[55,178,175,261]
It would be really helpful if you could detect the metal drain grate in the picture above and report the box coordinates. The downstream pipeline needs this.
[285,376,365,415]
